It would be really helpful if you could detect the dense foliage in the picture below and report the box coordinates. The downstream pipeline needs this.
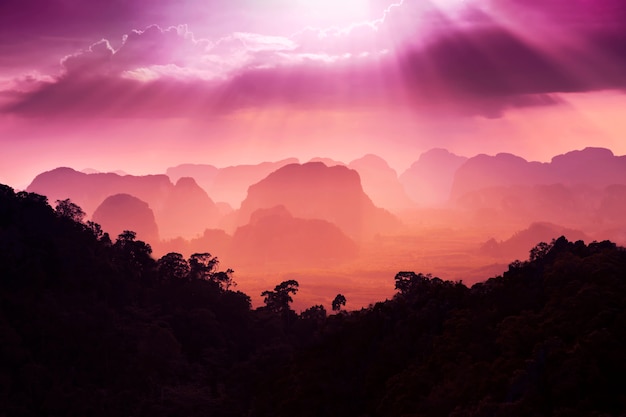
[1,184,625,416]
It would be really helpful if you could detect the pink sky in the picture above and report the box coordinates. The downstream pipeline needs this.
[2,0,626,187]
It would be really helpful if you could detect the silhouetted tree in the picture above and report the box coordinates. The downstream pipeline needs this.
[301,304,327,322]
[55,198,85,223]
[188,252,218,281]
[332,294,347,312]
[115,230,152,256]
[394,271,431,295]
[261,280,299,314]
[85,220,104,239]
[114,230,154,279]
[157,252,190,281]
[529,240,553,262]
[211,268,236,290]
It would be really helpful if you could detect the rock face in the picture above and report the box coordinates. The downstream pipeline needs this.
[27,168,221,240]
[348,154,415,211]
[27,167,172,216]
[399,148,468,206]
[92,194,160,243]
[232,205,358,266]
[166,158,299,208]
[550,147,626,185]
[160,177,222,239]
[238,162,400,240]
[450,153,547,199]
[450,147,626,200]
[164,163,219,198]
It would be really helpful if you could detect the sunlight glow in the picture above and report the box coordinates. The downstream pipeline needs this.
[294,0,375,24]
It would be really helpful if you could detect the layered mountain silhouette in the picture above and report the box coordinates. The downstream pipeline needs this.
[92,194,160,243]
[348,154,415,211]
[25,147,626,252]
[166,158,298,208]
[231,205,358,266]
[446,148,626,229]
[400,148,468,206]
[481,222,589,259]
[161,177,221,238]
[451,147,626,199]
[237,162,400,240]
[308,157,344,166]
[27,168,221,239]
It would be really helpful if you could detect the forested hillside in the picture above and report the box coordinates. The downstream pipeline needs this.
[1,184,624,416]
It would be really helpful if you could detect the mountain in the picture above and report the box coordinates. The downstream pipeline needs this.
[450,147,626,199]
[455,183,604,227]
[167,158,299,208]
[450,152,545,199]
[550,147,626,185]
[164,163,219,196]
[92,193,160,243]
[231,205,358,266]
[399,148,468,206]
[27,167,171,215]
[348,154,415,211]
[26,168,221,240]
[480,221,589,259]
[238,162,400,240]
[160,177,221,239]
[308,157,345,166]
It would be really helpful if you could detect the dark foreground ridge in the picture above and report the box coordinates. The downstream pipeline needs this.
[1,184,625,416]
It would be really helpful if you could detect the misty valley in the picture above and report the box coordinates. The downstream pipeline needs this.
[22,146,626,310]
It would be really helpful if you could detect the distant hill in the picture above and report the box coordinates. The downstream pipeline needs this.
[166,158,299,208]
[399,148,468,206]
[348,154,415,211]
[92,193,160,243]
[160,177,222,239]
[238,162,400,240]
[308,157,345,166]
[481,221,589,259]
[164,163,219,196]
[232,205,358,266]
[27,168,221,240]
[451,147,626,199]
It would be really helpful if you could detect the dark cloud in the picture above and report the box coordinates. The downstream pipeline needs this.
[4,0,626,118]
[490,0,626,29]
[399,27,580,97]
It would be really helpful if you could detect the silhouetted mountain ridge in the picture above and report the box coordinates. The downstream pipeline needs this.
[232,205,358,266]
[27,167,221,239]
[166,158,299,208]
[348,154,415,210]
[451,147,626,198]
[400,148,468,205]
[238,162,401,240]
[92,193,160,243]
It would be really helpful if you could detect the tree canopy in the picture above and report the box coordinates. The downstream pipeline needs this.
[1,184,625,417]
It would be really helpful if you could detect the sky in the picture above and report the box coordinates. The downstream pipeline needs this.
[2,0,626,188]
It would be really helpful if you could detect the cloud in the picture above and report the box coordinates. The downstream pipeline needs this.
[61,39,115,76]
[3,0,626,118]
[59,25,207,77]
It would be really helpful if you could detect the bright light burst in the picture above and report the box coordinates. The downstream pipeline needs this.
[294,0,376,25]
